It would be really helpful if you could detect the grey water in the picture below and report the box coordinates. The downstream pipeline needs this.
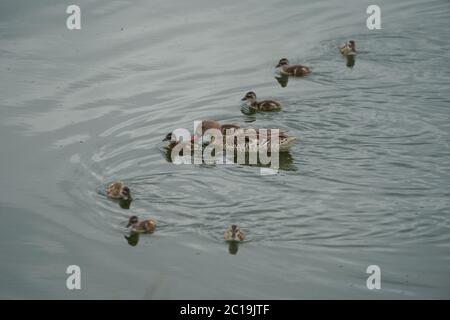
[0,0,449,299]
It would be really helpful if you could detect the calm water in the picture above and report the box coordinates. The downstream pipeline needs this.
[1,0,449,299]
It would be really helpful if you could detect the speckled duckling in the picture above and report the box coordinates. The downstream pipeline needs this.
[241,91,281,112]
[106,181,131,200]
[276,58,311,76]
[224,224,245,242]
[340,40,356,56]
[126,215,156,234]
[163,132,198,151]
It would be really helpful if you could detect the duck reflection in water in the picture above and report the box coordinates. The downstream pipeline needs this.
[162,144,295,171]
[118,198,132,209]
[346,54,356,68]
[228,241,240,255]
[274,73,289,87]
[124,231,140,246]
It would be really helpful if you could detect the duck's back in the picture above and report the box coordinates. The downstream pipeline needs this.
[106,182,122,198]
[139,220,156,233]
[257,100,281,111]
[285,65,310,76]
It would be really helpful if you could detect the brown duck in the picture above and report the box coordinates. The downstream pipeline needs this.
[198,120,297,152]
[241,91,281,112]
[340,40,356,56]
[224,225,245,242]
[276,58,311,76]
[126,215,156,234]
[106,181,131,200]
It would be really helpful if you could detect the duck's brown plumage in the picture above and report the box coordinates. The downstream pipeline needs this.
[163,120,296,153]
[276,58,311,76]
[241,91,281,112]
[198,119,240,135]
[127,216,156,234]
[340,40,356,56]
[224,225,245,242]
[201,120,296,152]
[106,181,131,200]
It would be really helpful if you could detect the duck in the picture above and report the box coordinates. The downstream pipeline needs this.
[241,91,281,112]
[224,225,245,242]
[340,40,356,56]
[276,58,311,76]
[126,215,156,234]
[163,132,198,150]
[106,181,131,200]
[199,120,297,152]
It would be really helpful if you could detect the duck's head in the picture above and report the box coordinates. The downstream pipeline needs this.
[348,40,356,51]
[241,91,257,102]
[276,58,289,68]
[163,132,173,142]
[121,186,131,200]
[230,224,241,240]
[163,131,199,143]
[127,215,139,228]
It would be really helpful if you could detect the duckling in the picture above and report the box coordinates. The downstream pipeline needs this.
[276,58,311,76]
[106,181,131,200]
[200,120,297,152]
[163,132,198,150]
[340,40,356,56]
[126,215,156,234]
[241,91,281,112]
[224,224,245,242]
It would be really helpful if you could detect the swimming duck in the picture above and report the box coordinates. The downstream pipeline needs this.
[276,58,311,76]
[199,120,297,152]
[126,215,156,234]
[163,132,198,150]
[241,91,281,112]
[106,181,131,200]
[340,40,356,56]
[224,225,245,242]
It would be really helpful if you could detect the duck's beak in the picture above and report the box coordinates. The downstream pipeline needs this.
[126,222,131,228]
[275,63,281,68]
[162,136,169,142]
[241,96,247,101]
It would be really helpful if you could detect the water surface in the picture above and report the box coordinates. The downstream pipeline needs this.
[1,0,450,298]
